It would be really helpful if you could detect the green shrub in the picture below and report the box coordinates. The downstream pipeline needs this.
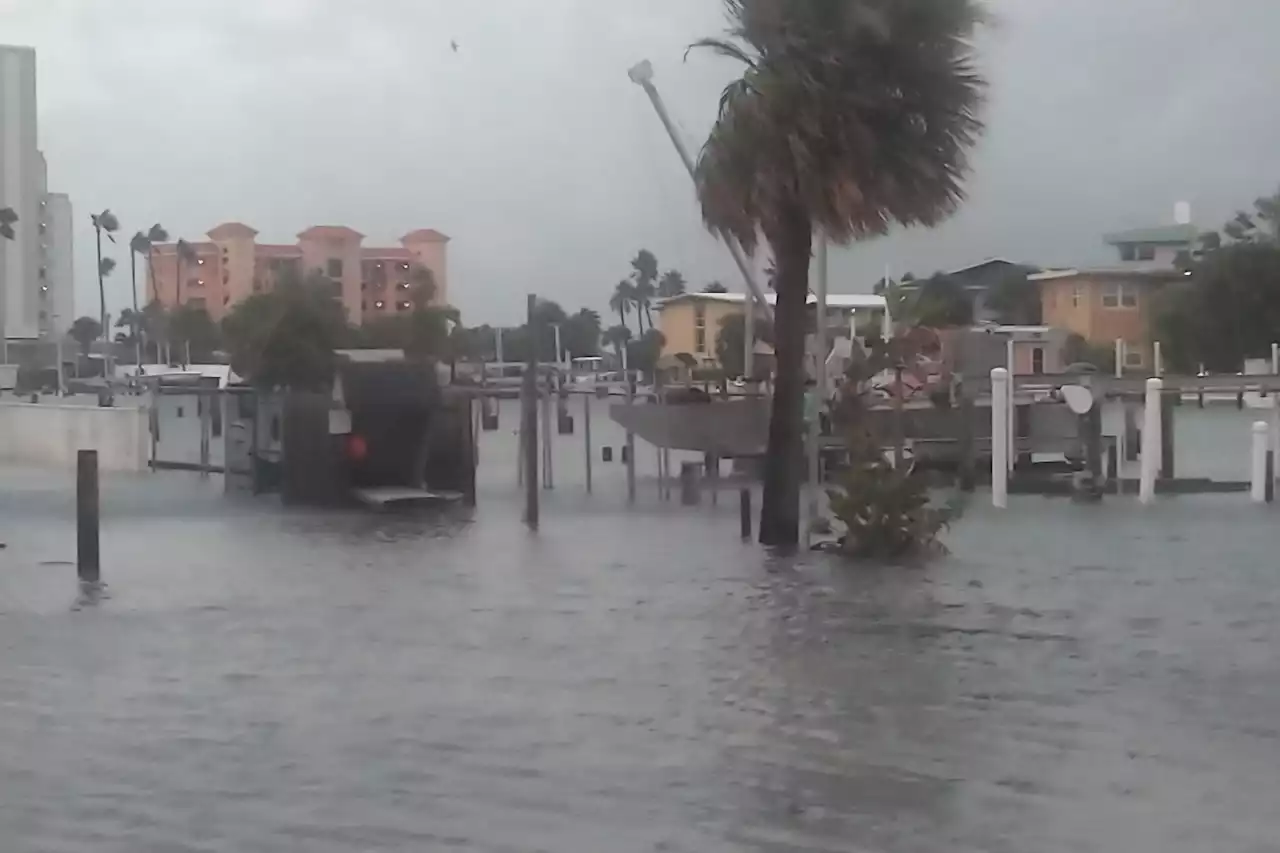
[826,459,957,560]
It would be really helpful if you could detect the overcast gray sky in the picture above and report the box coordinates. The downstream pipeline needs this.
[6,0,1280,326]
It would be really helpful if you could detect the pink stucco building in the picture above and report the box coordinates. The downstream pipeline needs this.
[147,223,450,324]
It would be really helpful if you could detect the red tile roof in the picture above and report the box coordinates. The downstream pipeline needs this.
[298,225,365,241]
[401,228,450,243]
[207,222,259,239]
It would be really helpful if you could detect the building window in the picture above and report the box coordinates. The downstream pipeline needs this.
[1103,284,1137,308]
[326,258,344,278]
[397,301,411,312]
[1031,347,1044,375]
[331,280,343,298]
[375,300,386,309]
[694,303,707,354]
[1136,245,1155,261]
[189,277,202,290]
[1119,244,1136,262]
[1071,286,1081,308]
[1125,349,1144,367]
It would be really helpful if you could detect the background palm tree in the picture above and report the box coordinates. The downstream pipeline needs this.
[175,238,197,309]
[0,207,16,240]
[610,280,635,332]
[145,223,168,302]
[602,324,633,363]
[70,316,102,357]
[90,209,119,335]
[692,0,986,545]
[657,269,687,299]
[630,249,659,332]
[702,281,728,294]
[128,231,152,365]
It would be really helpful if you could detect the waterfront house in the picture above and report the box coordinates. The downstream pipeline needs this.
[1032,224,1194,371]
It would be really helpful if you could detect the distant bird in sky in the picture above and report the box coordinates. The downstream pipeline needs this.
[450,40,459,53]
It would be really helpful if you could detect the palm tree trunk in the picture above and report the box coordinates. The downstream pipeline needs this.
[95,226,105,338]
[758,217,812,547]
[130,251,142,368]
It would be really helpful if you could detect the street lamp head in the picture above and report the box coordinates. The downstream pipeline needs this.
[627,60,654,86]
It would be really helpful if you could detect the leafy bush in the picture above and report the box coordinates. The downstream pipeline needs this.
[826,460,958,560]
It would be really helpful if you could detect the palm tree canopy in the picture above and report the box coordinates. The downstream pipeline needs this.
[691,0,986,253]
[658,270,687,298]
[91,209,120,235]
[609,280,635,317]
[99,257,117,277]
[602,324,633,350]
[176,238,198,261]
[0,206,16,240]
[702,281,729,293]
[146,223,169,244]
[129,231,151,255]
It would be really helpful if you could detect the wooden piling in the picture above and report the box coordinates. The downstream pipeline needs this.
[1160,391,1176,480]
[462,398,477,507]
[1083,403,1103,497]
[76,450,100,585]
[625,375,637,504]
[583,392,593,495]
[739,488,752,540]
[1267,450,1275,505]
[957,382,976,492]
[522,295,539,530]
[680,462,700,506]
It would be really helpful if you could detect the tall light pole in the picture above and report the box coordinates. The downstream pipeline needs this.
[627,60,773,326]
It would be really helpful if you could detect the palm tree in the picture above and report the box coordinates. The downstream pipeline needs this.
[144,223,168,302]
[602,324,633,363]
[70,316,102,357]
[90,209,119,335]
[658,269,687,299]
[691,0,986,545]
[631,249,659,332]
[0,207,16,240]
[610,280,635,332]
[127,231,153,365]
[702,281,729,294]
[175,238,197,309]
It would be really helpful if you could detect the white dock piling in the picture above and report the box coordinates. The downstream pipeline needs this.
[1251,421,1269,504]
[1153,341,1163,377]
[1114,339,1125,379]
[991,368,1009,509]
[1272,342,1279,376]
[1139,378,1162,504]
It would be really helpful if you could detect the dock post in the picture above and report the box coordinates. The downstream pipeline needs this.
[541,388,554,491]
[1267,450,1275,504]
[1004,341,1015,472]
[1160,391,1176,480]
[1083,402,1104,498]
[1273,342,1279,376]
[739,488,752,539]
[462,398,477,507]
[1114,339,1124,379]
[625,375,637,505]
[1153,341,1163,377]
[583,392,593,495]
[680,462,701,506]
[1106,439,1119,487]
[957,380,976,492]
[1237,390,1245,411]
[1251,421,1269,504]
[199,393,212,477]
[990,368,1009,509]
[522,294,539,530]
[1139,378,1162,504]
[76,450,100,587]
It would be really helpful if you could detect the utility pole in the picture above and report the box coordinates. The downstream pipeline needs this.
[627,60,773,325]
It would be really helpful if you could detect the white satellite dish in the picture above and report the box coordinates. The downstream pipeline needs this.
[1060,384,1094,415]
[1174,201,1192,225]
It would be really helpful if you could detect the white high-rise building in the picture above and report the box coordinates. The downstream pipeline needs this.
[0,44,41,341]
[43,192,74,334]
[1,44,73,342]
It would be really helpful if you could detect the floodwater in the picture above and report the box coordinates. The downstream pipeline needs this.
[1,404,1278,852]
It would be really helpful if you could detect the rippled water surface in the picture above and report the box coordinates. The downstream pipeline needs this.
[0,405,1277,852]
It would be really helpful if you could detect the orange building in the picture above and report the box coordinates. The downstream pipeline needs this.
[1033,225,1194,371]
[147,222,450,324]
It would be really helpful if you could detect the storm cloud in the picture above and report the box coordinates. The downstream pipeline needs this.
[6,0,1279,324]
